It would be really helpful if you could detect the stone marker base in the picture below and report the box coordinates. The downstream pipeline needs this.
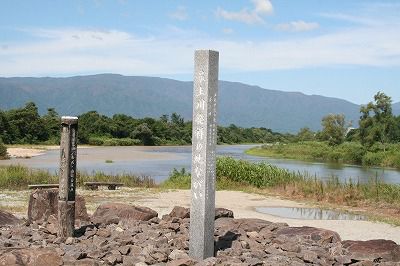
[27,188,89,224]
[58,200,75,237]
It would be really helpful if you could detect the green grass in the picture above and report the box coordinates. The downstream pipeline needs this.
[0,165,155,190]
[0,165,58,189]
[105,159,113,163]
[247,141,400,169]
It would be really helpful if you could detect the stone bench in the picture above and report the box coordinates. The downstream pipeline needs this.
[28,184,59,189]
[83,182,123,190]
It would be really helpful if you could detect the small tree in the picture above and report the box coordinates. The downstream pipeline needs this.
[132,123,154,145]
[320,114,349,146]
[296,127,315,142]
[359,92,395,151]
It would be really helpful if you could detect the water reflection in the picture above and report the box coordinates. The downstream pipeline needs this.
[255,207,366,220]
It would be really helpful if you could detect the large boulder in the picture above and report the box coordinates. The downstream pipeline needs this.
[27,189,89,224]
[0,248,62,266]
[169,206,190,219]
[91,203,158,224]
[215,208,234,219]
[167,206,234,220]
[215,218,273,232]
[343,239,400,262]
[0,209,20,226]
[276,226,341,246]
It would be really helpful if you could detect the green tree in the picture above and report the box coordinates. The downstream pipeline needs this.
[42,108,60,144]
[296,127,315,142]
[171,113,184,126]
[320,114,348,146]
[132,123,154,145]
[6,102,47,143]
[111,114,137,138]
[0,110,11,143]
[359,92,395,150]
[78,111,113,143]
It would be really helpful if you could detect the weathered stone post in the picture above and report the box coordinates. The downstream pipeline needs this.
[189,50,219,260]
[58,116,78,238]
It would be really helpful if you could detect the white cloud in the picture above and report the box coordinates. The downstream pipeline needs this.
[169,6,188,21]
[216,0,273,25]
[252,0,273,15]
[216,8,263,25]
[1,21,400,77]
[276,20,320,32]
[319,13,380,26]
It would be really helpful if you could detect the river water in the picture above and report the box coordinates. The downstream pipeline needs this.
[1,145,400,184]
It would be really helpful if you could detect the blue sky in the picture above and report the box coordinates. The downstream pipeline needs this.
[1,0,400,104]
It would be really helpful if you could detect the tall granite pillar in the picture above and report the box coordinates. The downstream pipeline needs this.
[58,116,78,238]
[189,50,219,260]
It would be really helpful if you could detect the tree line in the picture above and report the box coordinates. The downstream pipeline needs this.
[0,102,289,149]
[267,92,400,168]
[294,92,400,146]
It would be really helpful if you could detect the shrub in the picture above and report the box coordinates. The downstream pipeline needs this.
[88,137,140,146]
[161,168,191,189]
[338,142,366,164]
[0,141,8,159]
[362,152,384,166]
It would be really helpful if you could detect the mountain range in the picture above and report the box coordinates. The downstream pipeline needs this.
[0,74,398,133]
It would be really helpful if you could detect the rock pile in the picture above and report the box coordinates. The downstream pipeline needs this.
[0,198,399,265]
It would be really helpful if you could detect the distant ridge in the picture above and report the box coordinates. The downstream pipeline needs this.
[0,74,396,133]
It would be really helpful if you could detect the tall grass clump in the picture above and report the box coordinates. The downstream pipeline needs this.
[78,171,155,188]
[0,165,155,189]
[161,168,191,189]
[0,165,58,189]
[216,157,302,187]
[161,157,304,189]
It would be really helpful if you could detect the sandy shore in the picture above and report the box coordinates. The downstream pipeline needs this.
[134,189,400,243]
[6,146,58,158]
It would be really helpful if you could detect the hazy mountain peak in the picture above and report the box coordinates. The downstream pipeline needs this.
[0,74,391,133]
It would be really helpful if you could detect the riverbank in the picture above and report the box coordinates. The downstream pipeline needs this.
[247,141,400,169]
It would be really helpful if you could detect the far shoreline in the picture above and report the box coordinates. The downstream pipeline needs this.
[4,143,260,159]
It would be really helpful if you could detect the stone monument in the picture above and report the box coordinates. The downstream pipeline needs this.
[189,50,219,259]
[58,116,78,237]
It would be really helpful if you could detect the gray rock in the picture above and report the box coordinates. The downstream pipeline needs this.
[343,239,400,262]
[169,249,190,260]
[92,203,158,225]
[0,247,62,266]
[0,209,21,226]
[167,258,197,266]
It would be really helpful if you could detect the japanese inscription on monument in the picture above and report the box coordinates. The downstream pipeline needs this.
[189,50,219,260]
[58,116,78,238]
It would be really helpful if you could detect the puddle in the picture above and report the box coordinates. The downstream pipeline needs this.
[255,207,366,220]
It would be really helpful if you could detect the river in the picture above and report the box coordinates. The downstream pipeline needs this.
[1,145,399,184]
